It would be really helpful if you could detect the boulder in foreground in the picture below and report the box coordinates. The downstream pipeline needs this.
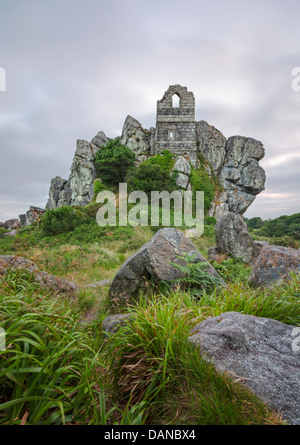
[189,311,300,425]
[109,228,224,306]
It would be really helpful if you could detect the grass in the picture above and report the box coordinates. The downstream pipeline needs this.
[0,269,105,425]
[1,263,299,424]
[0,268,149,425]
[0,216,299,425]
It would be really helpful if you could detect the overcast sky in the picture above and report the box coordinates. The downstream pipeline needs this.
[0,0,299,222]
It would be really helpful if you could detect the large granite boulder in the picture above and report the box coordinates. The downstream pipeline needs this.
[0,255,38,273]
[46,176,68,210]
[109,228,224,306]
[189,311,300,425]
[19,214,28,227]
[120,115,153,156]
[220,136,266,214]
[0,255,78,298]
[204,133,266,219]
[213,212,254,263]
[249,244,300,288]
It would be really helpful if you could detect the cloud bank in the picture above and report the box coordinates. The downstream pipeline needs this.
[0,0,299,221]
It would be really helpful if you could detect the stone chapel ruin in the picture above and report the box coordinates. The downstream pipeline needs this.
[18,84,266,226]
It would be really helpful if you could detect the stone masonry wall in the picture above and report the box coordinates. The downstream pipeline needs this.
[155,85,197,166]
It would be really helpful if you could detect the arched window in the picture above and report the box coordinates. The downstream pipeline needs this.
[172,94,180,108]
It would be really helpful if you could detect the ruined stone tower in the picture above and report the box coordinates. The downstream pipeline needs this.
[155,85,198,166]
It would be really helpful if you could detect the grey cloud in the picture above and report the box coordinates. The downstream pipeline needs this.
[0,0,300,221]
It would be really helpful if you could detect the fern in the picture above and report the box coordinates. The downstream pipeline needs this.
[170,252,222,297]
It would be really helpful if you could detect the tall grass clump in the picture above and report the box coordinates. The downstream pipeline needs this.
[0,269,108,425]
[105,292,282,425]
[197,272,300,326]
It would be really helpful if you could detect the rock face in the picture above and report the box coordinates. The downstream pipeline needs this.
[120,115,154,157]
[69,139,100,206]
[109,228,224,306]
[0,255,78,298]
[19,206,46,227]
[172,155,191,190]
[189,311,300,425]
[197,120,227,174]
[46,176,68,209]
[251,240,270,263]
[208,136,266,218]
[249,244,300,288]
[91,131,110,149]
[221,136,265,214]
[3,219,20,230]
[212,212,254,263]
[46,131,109,209]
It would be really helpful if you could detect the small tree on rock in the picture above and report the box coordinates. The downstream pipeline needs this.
[94,138,136,186]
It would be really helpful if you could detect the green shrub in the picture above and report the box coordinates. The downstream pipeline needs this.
[189,166,215,214]
[144,150,175,171]
[203,216,216,239]
[41,206,87,236]
[253,213,300,240]
[126,163,179,198]
[94,137,136,186]
[93,179,105,201]
[0,227,9,239]
[212,257,252,284]
[245,216,264,229]
[269,235,299,248]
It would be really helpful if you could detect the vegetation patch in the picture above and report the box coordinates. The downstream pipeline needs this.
[143,150,175,171]
[126,162,179,198]
[94,137,136,187]
[189,166,215,214]
[245,213,300,247]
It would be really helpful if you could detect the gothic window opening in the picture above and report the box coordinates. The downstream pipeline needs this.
[172,94,180,108]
